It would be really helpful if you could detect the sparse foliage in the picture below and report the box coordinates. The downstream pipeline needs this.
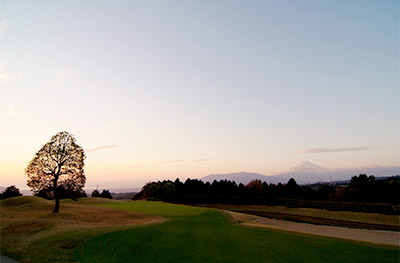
[26,131,86,212]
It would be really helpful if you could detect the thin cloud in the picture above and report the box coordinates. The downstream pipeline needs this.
[86,145,117,152]
[161,159,185,164]
[128,159,209,169]
[90,120,129,136]
[298,146,374,154]
[51,69,72,88]
[127,159,186,169]
[0,18,8,37]
[98,167,115,171]
[127,165,143,169]
[0,72,22,84]
[8,105,24,116]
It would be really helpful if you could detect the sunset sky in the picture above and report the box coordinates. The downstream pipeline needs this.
[1,0,399,190]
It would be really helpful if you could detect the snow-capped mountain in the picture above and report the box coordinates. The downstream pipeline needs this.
[200,161,400,185]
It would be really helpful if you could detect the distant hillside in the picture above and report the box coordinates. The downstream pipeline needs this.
[85,187,141,195]
[20,189,32,196]
[0,186,31,196]
[111,192,137,200]
[276,161,400,184]
[201,161,400,185]
[201,172,283,185]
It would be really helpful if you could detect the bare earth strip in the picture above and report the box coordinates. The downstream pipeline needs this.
[199,204,399,227]
[226,210,400,246]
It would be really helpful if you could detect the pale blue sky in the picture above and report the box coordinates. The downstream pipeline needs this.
[1,0,399,189]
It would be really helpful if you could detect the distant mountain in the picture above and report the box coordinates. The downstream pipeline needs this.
[109,187,141,193]
[201,172,283,185]
[111,192,137,200]
[200,161,400,185]
[85,187,141,194]
[288,161,328,173]
[277,162,400,184]
[20,189,32,196]
[0,186,31,196]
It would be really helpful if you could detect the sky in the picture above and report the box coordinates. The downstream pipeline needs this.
[1,0,399,190]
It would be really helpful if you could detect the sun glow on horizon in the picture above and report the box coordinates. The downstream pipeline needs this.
[1,0,398,190]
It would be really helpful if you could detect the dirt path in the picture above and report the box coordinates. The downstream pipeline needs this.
[226,210,400,246]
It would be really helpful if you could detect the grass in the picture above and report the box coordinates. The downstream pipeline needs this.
[0,197,164,263]
[98,200,206,216]
[75,201,399,263]
[2,197,398,263]
[197,204,400,227]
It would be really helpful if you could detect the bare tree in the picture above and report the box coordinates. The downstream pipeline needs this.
[26,131,86,213]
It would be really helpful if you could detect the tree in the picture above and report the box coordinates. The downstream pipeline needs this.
[286,178,301,198]
[91,189,100,197]
[100,189,113,199]
[162,182,176,197]
[26,131,85,213]
[350,174,369,188]
[142,182,161,199]
[35,185,87,200]
[246,180,263,195]
[317,184,335,200]
[0,185,22,199]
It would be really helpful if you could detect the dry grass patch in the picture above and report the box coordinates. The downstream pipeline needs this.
[0,196,166,263]
[225,210,400,246]
[199,204,400,227]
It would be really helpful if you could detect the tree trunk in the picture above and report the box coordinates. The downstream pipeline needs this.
[53,197,60,213]
[53,175,60,213]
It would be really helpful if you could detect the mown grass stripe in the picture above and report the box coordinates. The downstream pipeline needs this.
[75,202,399,263]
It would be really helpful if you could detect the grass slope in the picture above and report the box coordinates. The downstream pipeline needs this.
[0,197,164,263]
[199,204,399,229]
[75,202,399,263]
[98,201,206,216]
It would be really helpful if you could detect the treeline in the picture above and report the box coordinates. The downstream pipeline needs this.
[36,188,113,200]
[0,185,114,201]
[34,185,114,200]
[35,185,87,200]
[133,174,399,212]
[0,185,22,199]
[91,189,113,199]
[339,174,399,204]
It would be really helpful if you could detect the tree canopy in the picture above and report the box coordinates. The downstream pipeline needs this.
[91,189,113,199]
[0,185,22,199]
[134,175,399,207]
[26,131,86,212]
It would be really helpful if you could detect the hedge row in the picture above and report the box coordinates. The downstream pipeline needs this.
[165,196,399,215]
[283,198,399,214]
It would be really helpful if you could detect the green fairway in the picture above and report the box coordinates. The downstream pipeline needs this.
[75,202,398,263]
[98,200,206,216]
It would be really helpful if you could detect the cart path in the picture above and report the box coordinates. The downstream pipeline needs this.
[226,210,400,246]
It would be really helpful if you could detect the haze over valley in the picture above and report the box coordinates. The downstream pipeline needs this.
[1,0,398,196]
[201,161,400,185]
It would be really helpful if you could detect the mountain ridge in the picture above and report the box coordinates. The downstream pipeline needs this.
[200,161,400,185]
